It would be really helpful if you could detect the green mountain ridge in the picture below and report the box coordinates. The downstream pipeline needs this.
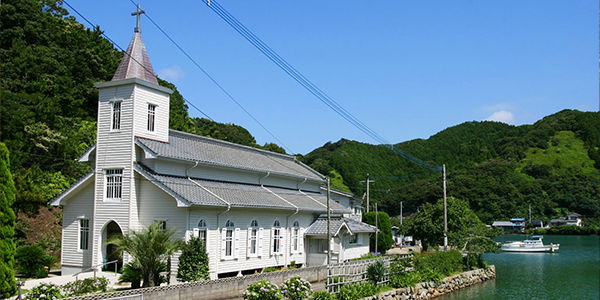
[301,109,600,224]
[1,0,598,235]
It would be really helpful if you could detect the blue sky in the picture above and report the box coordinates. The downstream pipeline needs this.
[66,0,599,155]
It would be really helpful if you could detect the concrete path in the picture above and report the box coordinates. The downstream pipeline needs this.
[20,270,123,290]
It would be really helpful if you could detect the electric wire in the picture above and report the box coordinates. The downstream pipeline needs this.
[62,0,213,122]
[201,0,442,171]
[129,0,294,154]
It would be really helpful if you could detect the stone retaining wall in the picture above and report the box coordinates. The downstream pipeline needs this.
[360,266,496,300]
[64,265,327,300]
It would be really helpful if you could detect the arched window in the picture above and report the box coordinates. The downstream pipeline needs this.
[248,220,259,256]
[225,220,234,257]
[197,219,207,244]
[271,220,283,255]
[291,221,300,253]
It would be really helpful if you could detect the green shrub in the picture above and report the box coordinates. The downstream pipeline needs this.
[118,262,149,288]
[243,279,281,300]
[414,250,464,277]
[15,245,58,278]
[366,259,385,284]
[547,225,596,235]
[351,252,380,261]
[177,236,210,282]
[390,271,421,288]
[61,277,109,296]
[417,267,444,284]
[310,290,335,300]
[280,276,311,300]
[24,282,63,300]
[337,282,379,300]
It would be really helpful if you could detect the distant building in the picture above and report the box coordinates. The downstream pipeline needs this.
[491,218,526,232]
[552,213,582,227]
[531,220,545,228]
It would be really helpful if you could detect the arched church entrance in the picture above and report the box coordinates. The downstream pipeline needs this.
[102,221,123,272]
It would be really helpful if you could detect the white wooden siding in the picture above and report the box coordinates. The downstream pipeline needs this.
[137,179,188,270]
[183,208,316,277]
[60,180,95,274]
[132,85,170,142]
[341,233,370,260]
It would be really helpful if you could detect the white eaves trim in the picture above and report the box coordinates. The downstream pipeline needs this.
[78,144,96,162]
[50,171,94,206]
[134,140,158,159]
[133,164,191,207]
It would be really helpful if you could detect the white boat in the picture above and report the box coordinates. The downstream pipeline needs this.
[500,236,559,252]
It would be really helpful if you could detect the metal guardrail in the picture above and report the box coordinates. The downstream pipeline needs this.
[73,260,119,280]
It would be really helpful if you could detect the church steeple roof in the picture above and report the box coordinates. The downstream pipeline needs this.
[111,5,158,85]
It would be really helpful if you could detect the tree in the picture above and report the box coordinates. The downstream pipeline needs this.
[107,222,184,287]
[362,211,393,253]
[176,235,209,282]
[0,143,17,298]
[404,197,498,253]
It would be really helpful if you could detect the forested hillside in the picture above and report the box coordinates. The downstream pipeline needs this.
[2,0,598,257]
[301,110,600,224]
[0,0,283,251]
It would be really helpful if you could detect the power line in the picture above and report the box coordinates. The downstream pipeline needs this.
[127,0,294,154]
[202,0,442,171]
[62,0,213,122]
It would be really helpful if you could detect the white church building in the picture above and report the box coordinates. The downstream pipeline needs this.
[51,20,376,279]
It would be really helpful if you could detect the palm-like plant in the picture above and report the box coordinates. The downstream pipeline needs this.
[107,222,184,287]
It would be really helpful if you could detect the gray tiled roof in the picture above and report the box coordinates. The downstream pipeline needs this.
[136,164,349,213]
[305,214,377,236]
[112,32,158,85]
[136,130,325,181]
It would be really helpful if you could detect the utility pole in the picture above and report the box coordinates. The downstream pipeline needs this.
[400,201,403,226]
[529,204,532,224]
[375,203,378,253]
[362,174,375,213]
[443,164,448,251]
[326,177,331,265]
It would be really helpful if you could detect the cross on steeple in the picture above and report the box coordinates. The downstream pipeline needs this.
[131,4,146,33]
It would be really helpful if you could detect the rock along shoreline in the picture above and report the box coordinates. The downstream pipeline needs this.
[360,266,496,300]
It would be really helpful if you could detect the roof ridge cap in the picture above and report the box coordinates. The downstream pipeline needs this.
[169,129,296,160]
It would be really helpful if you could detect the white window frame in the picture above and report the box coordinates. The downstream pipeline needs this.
[349,234,358,245]
[196,219,208,245]
[271,220,284,256]
[105,169,123,202]
[147,103,156,132]
[221,220,239,260]
[291,221,300,254]
[78,218,90,251]
[110,100,122,131]
[247,220,259,257]
[154,219,167,232]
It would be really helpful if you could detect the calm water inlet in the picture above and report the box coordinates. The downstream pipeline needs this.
[438,235,600,300]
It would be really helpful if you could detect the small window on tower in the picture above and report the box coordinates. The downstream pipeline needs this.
[112,101,121,131]
[147,104,156,132]
[105,169,123,201]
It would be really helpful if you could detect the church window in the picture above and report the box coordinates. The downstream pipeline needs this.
[291,221,300,253]
[248,220,258,257]
[78,219,89,251]
[147,104,156,132]
[271,220,283,255]
[223,220,235,258]
[155,220,167,232]
[197,219,207,244]
[111,101,121,131]
[105,169,123,201]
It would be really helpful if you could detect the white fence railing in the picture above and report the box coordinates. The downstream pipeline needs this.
[326,254,412,294]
